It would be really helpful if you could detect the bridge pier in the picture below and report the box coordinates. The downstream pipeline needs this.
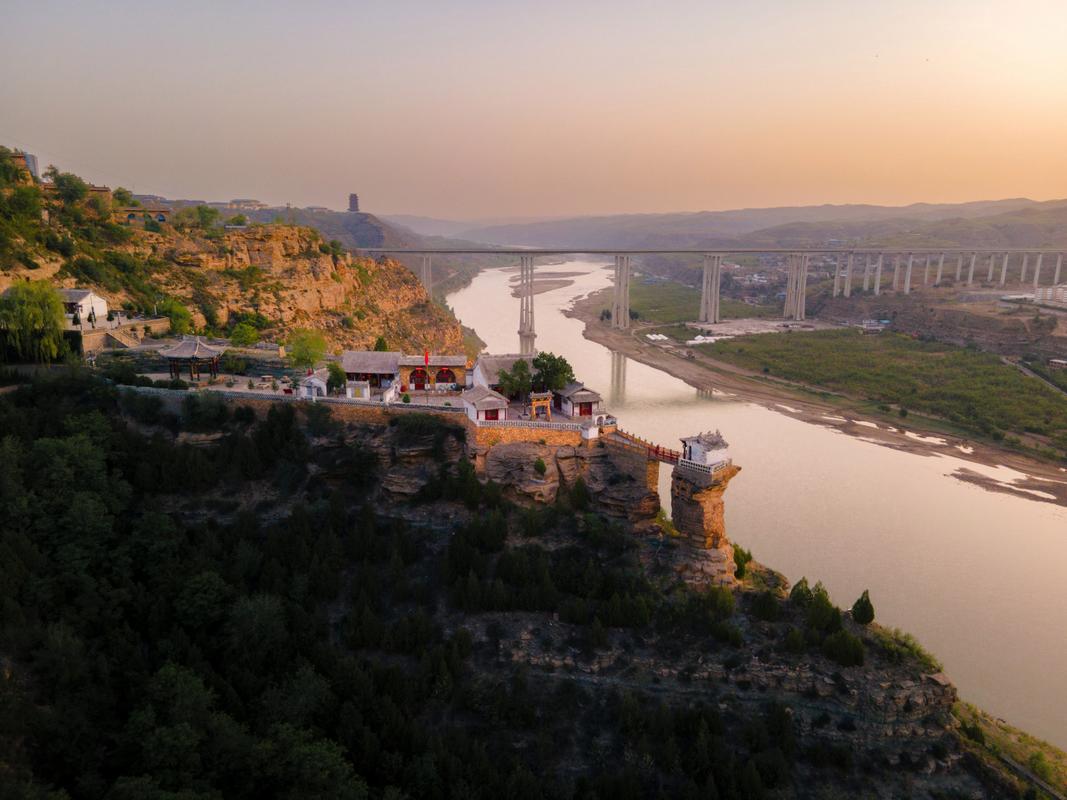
[967,252,977,286]
[1021,254,1029,283]
[862,254,872,292]
[832,254,842,297]
[843,252,854,297]
[923,254,931,286]
[903,253,914,294]
[699,253,722,323]
[955,254,963,283]
[517,254,536,354]
[1055,254,1063,286]
[873,254,883,295]
[611,254,631,330]
[784,254,809,320]
[1033,253,1044,288]
[1000,253,1010,286]
[935,252,945,286]
[986,253,995,283]
[892,255,901,291]
[420,254,432,289]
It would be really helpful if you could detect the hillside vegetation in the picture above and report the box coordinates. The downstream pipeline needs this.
[0,147,462,353]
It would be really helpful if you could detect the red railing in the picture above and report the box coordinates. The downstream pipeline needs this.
[612,429,682,464]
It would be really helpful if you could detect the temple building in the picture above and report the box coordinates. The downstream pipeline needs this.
[341,351,401,388]
[461,386,508,422]
[556,382,603,418]
[398,353,468,391]
[160,336,225,381]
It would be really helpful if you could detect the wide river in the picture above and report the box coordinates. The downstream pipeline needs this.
[448,259,1067,748]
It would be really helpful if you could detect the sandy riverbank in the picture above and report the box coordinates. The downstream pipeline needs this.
[566,287,1067,507]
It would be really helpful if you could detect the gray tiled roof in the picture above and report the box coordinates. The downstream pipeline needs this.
[340,350,401,374]
[462,385,508,410]
[160,336,226,359]
[398,354,467,367]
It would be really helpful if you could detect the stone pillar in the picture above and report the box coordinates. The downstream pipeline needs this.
[699,254,722,323]
[923,254,931,286]
[862,254,872,291]
[1055,254,1063,286]
[783,255,796,319]
[832,255,842,297]
[873,254,883,295]
[843,252,854,297]
[795,254,809,320]
[1021,254,1029,283]
[611,255,631,330]
[1000,253,1010,286]
[935,252,945,286]
[955,254,963,283]
[986,253,995,283]
[903,253,914,294]
[518,255,537,354]
[1033,253,1044,288]
[892,254,901,291]
[967,253,977,286]
[670,463,742,588]
[420,254,432,289]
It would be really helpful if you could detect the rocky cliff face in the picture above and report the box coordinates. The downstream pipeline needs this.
[131,225,463,352]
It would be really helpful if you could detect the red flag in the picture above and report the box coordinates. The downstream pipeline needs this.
[424,349,429,367]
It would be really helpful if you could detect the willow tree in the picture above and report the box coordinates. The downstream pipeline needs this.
[0,281,67,362]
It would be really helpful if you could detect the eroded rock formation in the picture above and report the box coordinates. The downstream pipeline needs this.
[670,463,741,587]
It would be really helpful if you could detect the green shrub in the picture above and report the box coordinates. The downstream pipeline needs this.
[752,590,780,622]
[533,457,546,476]
[851,589,875,625]
[789,577,813,607]
[733,544,753,579]
[822,630,864,667]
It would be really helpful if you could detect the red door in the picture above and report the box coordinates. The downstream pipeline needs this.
[579,402,592,416]
[484,409,499,421]
[410,367,428,390]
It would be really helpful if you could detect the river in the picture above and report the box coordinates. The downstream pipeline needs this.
[448,258,1067,748]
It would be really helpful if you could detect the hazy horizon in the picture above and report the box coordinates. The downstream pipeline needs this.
[4,0,1066,217]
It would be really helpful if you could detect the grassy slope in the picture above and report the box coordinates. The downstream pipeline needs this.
[700,329,1067,458]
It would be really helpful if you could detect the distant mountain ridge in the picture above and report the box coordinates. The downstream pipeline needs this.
[454,198,1062,249]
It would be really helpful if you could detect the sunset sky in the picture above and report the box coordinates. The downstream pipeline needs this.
[3,0,1066,218]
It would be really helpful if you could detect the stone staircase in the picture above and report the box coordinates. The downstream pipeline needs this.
[105,327,140,349]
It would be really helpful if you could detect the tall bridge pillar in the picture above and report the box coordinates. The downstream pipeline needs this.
[955,254,963,283]
[611,255,631,329]
[1055,254,1063,286]
[843,252,854,297]
[1033,253,1044,288]
[862,254,872,292]
[986,253,996,283]
[873,254,883,295]
[517,255,536,355]
[935,252,945,286]
[966,252,977,286]
[1021,254,1029,283]
[923,254,932,286]
[1000,253,1010,286]
[903,253,914,294]
[783,253,809,320]
[420,254,432,289]
[699,253,722,323]
[832,254,842,297]
[892,254,901,291]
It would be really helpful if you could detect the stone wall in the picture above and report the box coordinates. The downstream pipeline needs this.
[603,440,660,492]
[469,423,582,449]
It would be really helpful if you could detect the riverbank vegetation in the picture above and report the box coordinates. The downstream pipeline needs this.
[626,279,778,324]
[701,329,1067,460]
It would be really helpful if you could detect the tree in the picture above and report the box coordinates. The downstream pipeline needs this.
[227,214,248,226]
[195,205,221,229]
[158,298,193,336]
[788,577,813,608]
[0,281,67,362]
[532,351,574,392]
[46,167,88,204]
[373,336,388,352]
[326,361,347,394]
[287,329,327,369]
[497,359,532,406]
[533,457,546,476]
[112,187,137,206]
[851,589,875,625]
[230,322,260,347]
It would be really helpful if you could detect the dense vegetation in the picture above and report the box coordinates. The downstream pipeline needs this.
[703,329,1067,458]
[0,373,947,799]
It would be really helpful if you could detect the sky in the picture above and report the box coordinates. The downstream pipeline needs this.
[3,0,1067,219]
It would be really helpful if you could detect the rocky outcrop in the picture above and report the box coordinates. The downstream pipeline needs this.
[670,464,741,587]
[484,442,559,503]
[129,225,464,352]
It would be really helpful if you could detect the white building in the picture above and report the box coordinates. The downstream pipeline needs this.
[299,368,329,398]
[461,385,508,422]
[1034,284,1067,308]
[556,382,603,419]
[58,288,108,323]
[680,430,731,468]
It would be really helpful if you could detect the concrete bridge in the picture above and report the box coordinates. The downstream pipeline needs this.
[358,247,1067,350]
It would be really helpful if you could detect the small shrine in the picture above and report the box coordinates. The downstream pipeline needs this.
[529,390,552,420]
[160,336,226,381]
